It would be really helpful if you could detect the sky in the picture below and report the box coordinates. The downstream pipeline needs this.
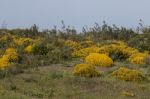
[0,0,150,31]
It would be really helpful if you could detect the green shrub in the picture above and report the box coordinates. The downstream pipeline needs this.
[32,43,49,55]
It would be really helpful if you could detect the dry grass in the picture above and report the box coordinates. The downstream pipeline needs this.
[0,62,149,99]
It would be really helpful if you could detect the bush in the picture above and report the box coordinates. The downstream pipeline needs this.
[5,48,18,63]
[72,46,101,57]
[24,45,34,54]
[65,40,81,51]
[0,56,10,69]
[13,37,36,46]
[128,52,149,64]
[32,43,49,55]
[99,41,139,61]
[112,67,144,81]
[85,53,113,67]
[0,48,19,70]
[47,48,61,63]
[73,63,101,77]
[59,46,73,60]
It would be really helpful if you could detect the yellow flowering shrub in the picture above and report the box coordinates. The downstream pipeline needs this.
[73,63,101,77]
[99,46,110,55]
[0,48,18,70]
[122,47,139,57]
[5,48,18,63]
[65,40,81,51]
[99,41,139,60]
[13,37,35,46]
[24,45,34,54]
[85,53,113,67]
[112,67,144,81]
[128,52,149,64]
[72,46,101,57]
[0,55,10,69]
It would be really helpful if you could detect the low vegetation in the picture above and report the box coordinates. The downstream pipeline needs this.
[0,22,150,98]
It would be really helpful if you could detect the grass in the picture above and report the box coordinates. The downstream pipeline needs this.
[0,62,149,99]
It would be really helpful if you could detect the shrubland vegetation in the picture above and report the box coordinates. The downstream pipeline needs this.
[0,21,150,98]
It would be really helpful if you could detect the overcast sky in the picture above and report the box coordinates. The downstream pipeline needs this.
[0,0,150,31]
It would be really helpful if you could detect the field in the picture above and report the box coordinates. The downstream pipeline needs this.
[0,61,149,99]
[0,24,150,99]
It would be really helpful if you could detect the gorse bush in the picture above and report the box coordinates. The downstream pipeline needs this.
[85,53,113,67]
[0,48,18,69]
[112,67,144,81]
[0,56,10,69]
[4,48,18,63]
[13,36,36,46]
[99,41,139,61]
[72,46,101,57]
[65,40,81,51]
[73,63,101,77]
[128,52,149,64]
[24,45,34,54]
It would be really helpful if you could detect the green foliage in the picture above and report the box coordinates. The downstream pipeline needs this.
[32,43,49,55]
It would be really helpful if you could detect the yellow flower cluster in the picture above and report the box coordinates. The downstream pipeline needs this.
[13,37,35,46]
[128,52,149,64]
[72,46,101,57]
[0,48,18,69]
[5,48,18,62]
[99,41,138,59]
[73,63,101,77]
[112,67,144,81]
[85,53,113,67]
[0,56,10,69]
[65,40,81,51]
[24,45,34,54]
